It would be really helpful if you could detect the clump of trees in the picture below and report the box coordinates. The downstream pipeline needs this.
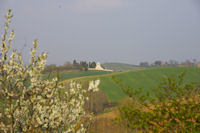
[114,72,200,132]
[0,10,100,133]
[43,60,97,73]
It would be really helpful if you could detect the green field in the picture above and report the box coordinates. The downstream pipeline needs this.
[45,67,200,102]
[83,67,200,102]
[43,70,112,81]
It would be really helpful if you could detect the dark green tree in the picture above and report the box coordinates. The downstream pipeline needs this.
[89,62,96,68]
[80,61,88,71]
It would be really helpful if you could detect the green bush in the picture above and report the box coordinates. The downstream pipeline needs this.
[115,72,200,132]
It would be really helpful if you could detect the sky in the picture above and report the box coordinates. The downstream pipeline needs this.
[0,0,200,65]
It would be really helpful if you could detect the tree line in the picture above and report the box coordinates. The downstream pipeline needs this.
[139,59,200,67]
[43,60,97,73]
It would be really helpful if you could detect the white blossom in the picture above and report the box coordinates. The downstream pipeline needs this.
[0,10,100,133]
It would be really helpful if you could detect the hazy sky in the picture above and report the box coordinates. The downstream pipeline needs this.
[0,0,200,65]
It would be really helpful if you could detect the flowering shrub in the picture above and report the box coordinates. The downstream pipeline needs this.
[0,10,100,133]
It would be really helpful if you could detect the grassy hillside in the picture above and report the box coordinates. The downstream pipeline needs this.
[84,67,200,102]
[43,70,112,81]
[102,62,142,71]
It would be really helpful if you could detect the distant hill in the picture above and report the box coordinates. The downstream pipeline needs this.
[102,62,142,72]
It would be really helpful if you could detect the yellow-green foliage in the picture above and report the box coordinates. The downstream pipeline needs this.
[117,72,200,132]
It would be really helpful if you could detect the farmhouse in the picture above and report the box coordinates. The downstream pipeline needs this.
[89,62,113,72]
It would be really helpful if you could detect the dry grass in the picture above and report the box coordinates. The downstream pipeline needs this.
[87,109,131,133]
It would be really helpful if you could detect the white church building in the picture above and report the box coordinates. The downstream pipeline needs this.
[88,62,113,72]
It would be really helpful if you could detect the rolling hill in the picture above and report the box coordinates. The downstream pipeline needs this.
[46,67,200,102]
[102,62,142,72]
[78,67,200,102]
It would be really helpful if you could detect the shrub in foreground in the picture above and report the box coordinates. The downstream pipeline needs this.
[0,10,100,133]
[115,72,200,132]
